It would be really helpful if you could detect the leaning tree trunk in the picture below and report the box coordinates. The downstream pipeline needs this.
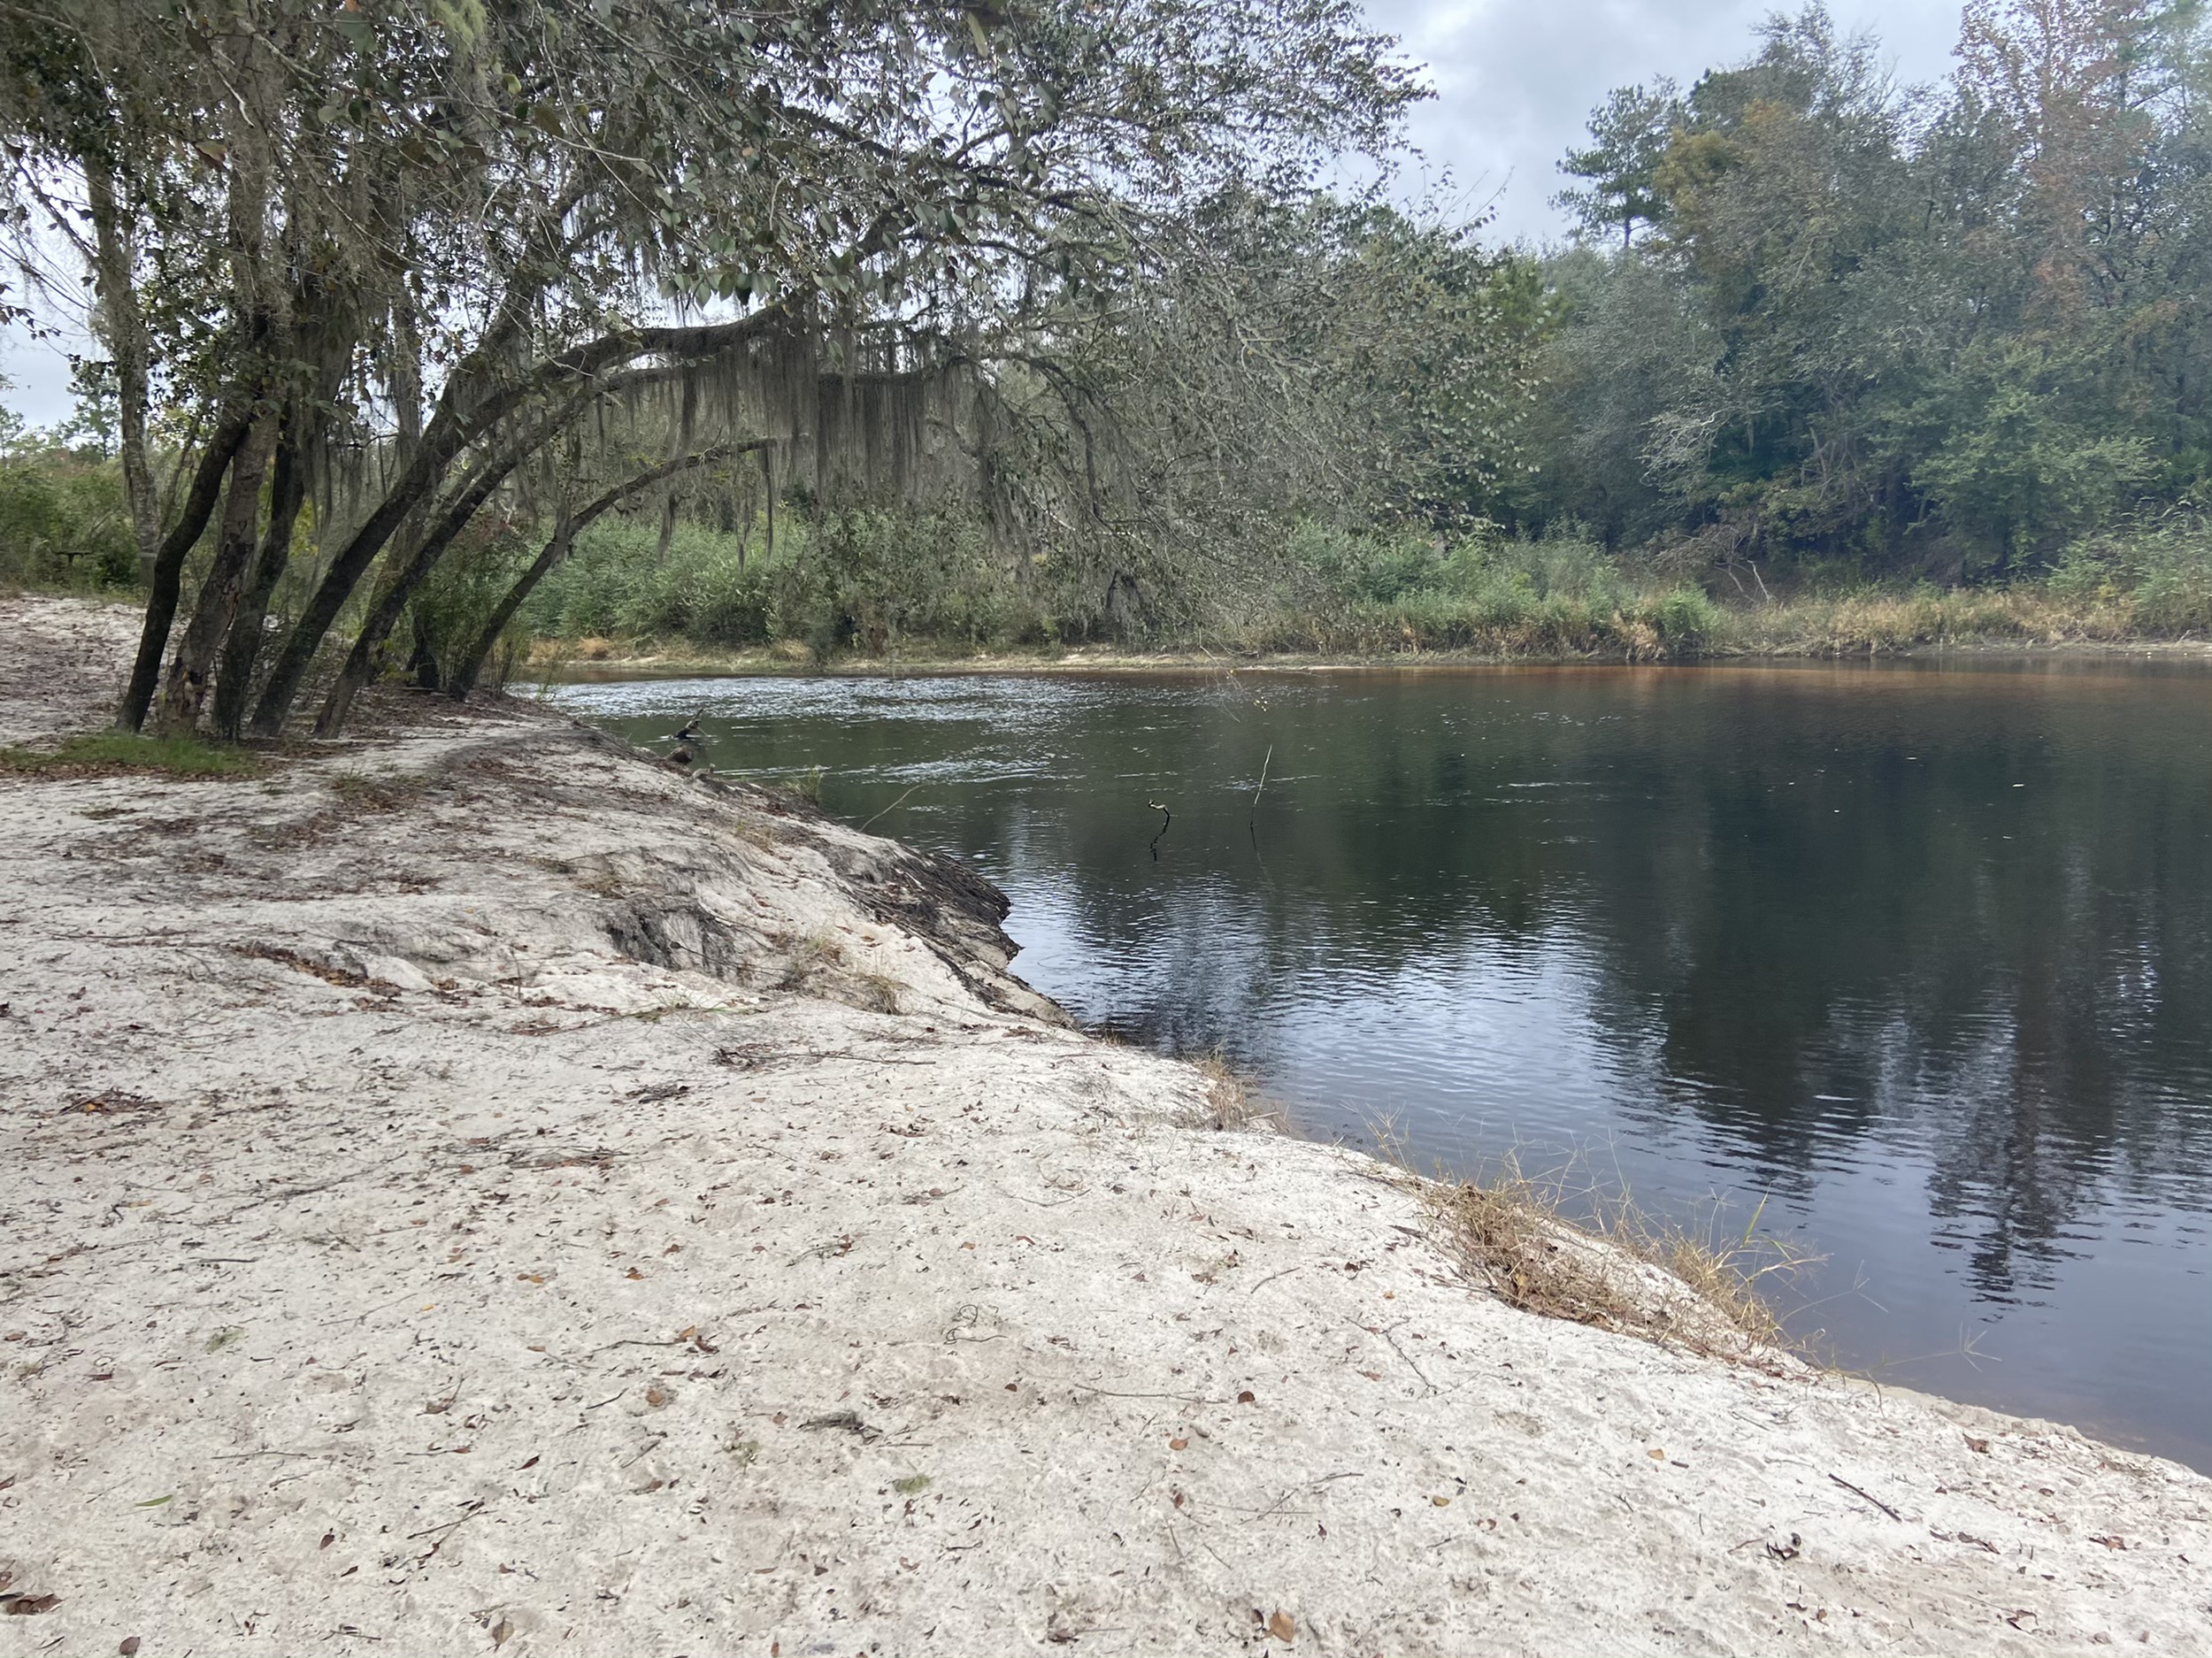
[246,379,512,737]
[114,404,256,733]
[405,606,443,692]
[154,414,279,736]
[451,510,574,702]
[310,440,547,736]
[210,408,311,740]
[449,440,755,700]
[248,308,789,737]
[306,364,723,735]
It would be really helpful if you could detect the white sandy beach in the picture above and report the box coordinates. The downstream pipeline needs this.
[2,595,2207,1656]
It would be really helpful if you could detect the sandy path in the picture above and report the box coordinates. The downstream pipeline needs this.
[1,596,2206,1655]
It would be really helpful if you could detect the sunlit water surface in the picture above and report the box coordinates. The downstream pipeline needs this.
[550,661,2212,1470]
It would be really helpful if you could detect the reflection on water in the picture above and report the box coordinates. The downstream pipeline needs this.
[552,661,2212,1470]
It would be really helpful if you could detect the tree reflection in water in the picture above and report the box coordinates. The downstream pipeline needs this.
[562,659,2212,1469]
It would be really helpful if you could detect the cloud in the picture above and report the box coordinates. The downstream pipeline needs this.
[1364,0,1965,242]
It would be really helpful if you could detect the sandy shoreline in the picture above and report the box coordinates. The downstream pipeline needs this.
[3,595,2208,1655]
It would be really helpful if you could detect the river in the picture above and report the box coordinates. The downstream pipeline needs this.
[551,658,2212,1471]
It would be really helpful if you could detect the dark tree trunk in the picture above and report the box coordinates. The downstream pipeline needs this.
[211,404,311,740]
[85,161,161,587]
[763,445,776,560]
[407,612,443,692]
[155,414,280,735]
[114,405,255,733]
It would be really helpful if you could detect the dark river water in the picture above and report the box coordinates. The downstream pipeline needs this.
[550,660,2212,1471]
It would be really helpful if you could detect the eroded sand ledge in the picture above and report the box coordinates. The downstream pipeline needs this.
[2,596,2207,1656]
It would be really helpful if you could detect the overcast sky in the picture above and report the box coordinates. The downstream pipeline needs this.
[0,0,1966,426]
[1369,0,1965,239]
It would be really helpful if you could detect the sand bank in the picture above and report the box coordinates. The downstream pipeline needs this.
[2,596,2206,1655]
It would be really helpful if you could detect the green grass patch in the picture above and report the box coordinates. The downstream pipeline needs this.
[0,731,265,779]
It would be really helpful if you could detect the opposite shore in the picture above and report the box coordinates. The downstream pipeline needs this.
[526,614,2212,684]
[534,633,2212,684]
[3,595,2208,1655]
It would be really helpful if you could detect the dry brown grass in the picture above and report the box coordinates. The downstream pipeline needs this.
[1411,1147,1807,1362]
[1723,587,2141,656]
[839,970,905,1015]
[774,932,844,992]
[771,931,903,1014]
[518,580,2200,678]
[1192,1050,1282,1132]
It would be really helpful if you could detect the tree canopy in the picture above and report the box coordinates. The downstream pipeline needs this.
[1514,0,2212,584]
[0,0,1445,730]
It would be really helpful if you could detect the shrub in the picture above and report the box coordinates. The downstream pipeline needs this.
[1655,586,1722,649]
[2045,509,2212,633]
[0,445,138,591]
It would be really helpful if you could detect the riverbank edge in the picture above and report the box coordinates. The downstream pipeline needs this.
[528,633,2212,682]
[4,595,2208,1655]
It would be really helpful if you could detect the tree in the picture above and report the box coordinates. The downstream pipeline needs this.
[0,0,1421,734]
[1512,1,2212,578]
[1555,81,1681,249]
[947,192,1548,634]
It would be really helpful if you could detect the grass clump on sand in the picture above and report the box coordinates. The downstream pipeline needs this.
[1417,1148,1808,1360]
[1194,1050,1283,1132]
[0,731,264,778]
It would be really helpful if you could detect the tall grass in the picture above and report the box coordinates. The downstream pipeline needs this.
[299,503,2212,672]
[523,510,1052,654]
[519,516,1745,662]
[2047,504,2212,633]
[1219,524,1725,657]
[1412,1145,1809,1360]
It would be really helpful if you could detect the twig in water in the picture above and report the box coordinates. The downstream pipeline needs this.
[1248,744,1272,853]
[859,785,919,834]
